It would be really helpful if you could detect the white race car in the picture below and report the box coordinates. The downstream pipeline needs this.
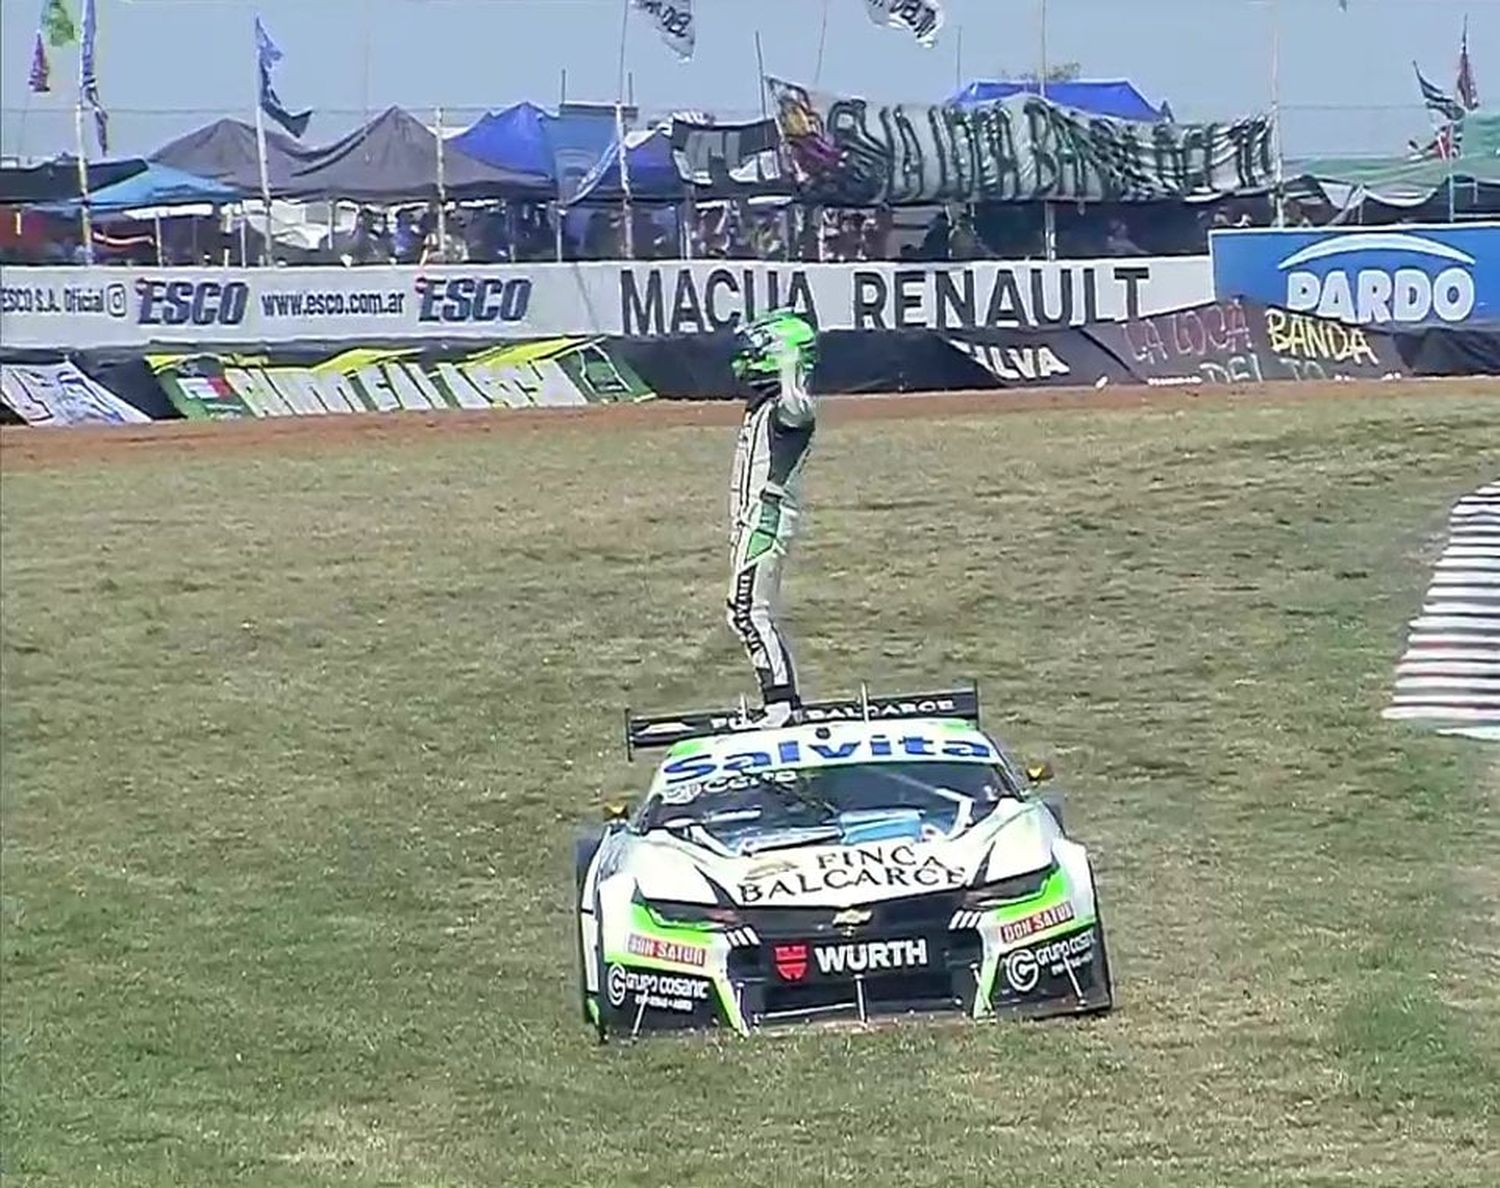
[575,686,1113,1040]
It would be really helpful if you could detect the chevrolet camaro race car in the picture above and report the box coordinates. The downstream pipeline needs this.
[574,686,1113,1040]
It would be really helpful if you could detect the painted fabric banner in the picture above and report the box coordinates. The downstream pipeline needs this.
[0,360,148,425]
[1085,299,1405,387]
[148,339,654,419]
[669,117,783,189]
[768,76,1274,204]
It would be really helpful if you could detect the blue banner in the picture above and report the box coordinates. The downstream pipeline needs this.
[1211,223,1500,328]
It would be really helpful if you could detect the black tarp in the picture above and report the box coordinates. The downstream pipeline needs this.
[1393,324,1500,377]
[151,118,314,195]
[0,158,149,205]
[284,107,552,201]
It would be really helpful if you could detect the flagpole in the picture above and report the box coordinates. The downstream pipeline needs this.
[435,106,448,257]
[615,0,634,260]
[1447,115,1457,221]
[253,68,273,265]
[1039,0,1055,260]
[73,98,93,265]
[72,12,93,266]
[814,0,831,86]
[1270,0,1286,227]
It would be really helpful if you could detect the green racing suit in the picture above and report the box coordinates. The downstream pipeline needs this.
[726,333,817,724]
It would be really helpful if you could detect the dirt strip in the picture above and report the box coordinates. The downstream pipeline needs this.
[3,377,1497,471]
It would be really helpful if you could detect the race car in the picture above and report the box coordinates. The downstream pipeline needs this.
[574,685,1113,1040]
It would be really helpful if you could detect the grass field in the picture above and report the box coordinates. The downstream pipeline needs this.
[2,392,1498,1187]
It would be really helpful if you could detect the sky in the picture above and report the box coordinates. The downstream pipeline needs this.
[0,0,1493,164]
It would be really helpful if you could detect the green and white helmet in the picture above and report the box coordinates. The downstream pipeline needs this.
[730,310,818,386]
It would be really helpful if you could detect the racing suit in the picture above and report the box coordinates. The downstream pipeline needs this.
[726,348,816,724]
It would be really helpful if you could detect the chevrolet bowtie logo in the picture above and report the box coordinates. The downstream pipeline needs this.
[832,908,872,927]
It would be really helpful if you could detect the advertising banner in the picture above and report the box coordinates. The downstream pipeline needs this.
[0,258,1214,350]
[148,338,653,419]
[1211,224,1500,328]
[943,327,1131,388]
[0,360,149,426]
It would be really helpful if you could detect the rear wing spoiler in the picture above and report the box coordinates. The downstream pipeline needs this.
[624,683,981,758]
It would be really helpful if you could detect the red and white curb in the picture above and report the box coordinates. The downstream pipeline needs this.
[1384,480,1500,742]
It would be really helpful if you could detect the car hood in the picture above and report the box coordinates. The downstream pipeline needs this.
[631,799,1056,908]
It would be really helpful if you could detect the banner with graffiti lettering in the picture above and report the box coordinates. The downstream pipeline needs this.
[147,338,655,419]
[1085,300,1405,387]
[768,76,1275,205]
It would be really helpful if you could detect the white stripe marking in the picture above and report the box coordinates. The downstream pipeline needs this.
[1397,661,1500,677]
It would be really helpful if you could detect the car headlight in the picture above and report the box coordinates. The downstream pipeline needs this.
[962,862,1056,909]
[634,892,742,929]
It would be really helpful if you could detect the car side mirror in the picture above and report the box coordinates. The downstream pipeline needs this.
[1025,760,1054,784]
[602,801,629,822]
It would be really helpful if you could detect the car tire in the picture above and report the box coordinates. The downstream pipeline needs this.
[574,828,605,1026]
[1091,873,1115,1012]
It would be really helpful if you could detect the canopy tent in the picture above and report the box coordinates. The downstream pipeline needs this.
[36,162,243,215]
[0,157,148,205]
[567,126,684,204]
[549,105,628,200]
[1289,113,1500,201]
[151,117,314,195]
[450,102,625,200]
[949,79,1169,122]
[450,102,556,179]
[1286,114,1500,217]
[286,106,551,200]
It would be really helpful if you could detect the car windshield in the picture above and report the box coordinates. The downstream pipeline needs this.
[641,761,1019,854]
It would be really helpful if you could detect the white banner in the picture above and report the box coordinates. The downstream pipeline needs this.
[0,360,149,426]
[632,0,694,60]
[863,0,944,46]
[0,259,1213,349]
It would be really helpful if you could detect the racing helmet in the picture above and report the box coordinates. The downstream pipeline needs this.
[731,310,818,396]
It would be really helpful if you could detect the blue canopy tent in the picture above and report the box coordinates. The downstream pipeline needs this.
[548,107,626,200]
[37,161,244,214]
[450,103,623,201]
[450,102,557,179]
[566,126,685,204]
[949,80,1169,122]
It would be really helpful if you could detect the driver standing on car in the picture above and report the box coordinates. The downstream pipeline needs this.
[725,310,820,728]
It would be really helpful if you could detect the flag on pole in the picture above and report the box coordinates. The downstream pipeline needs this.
[629,0,695,60]
[863,0,944,47]
[41,0,77,47]
[1457,18,1480,110]
[80,0,108,154]
[255,15,312,138]
[28,32,51,93]
[1415,62,1466,122]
